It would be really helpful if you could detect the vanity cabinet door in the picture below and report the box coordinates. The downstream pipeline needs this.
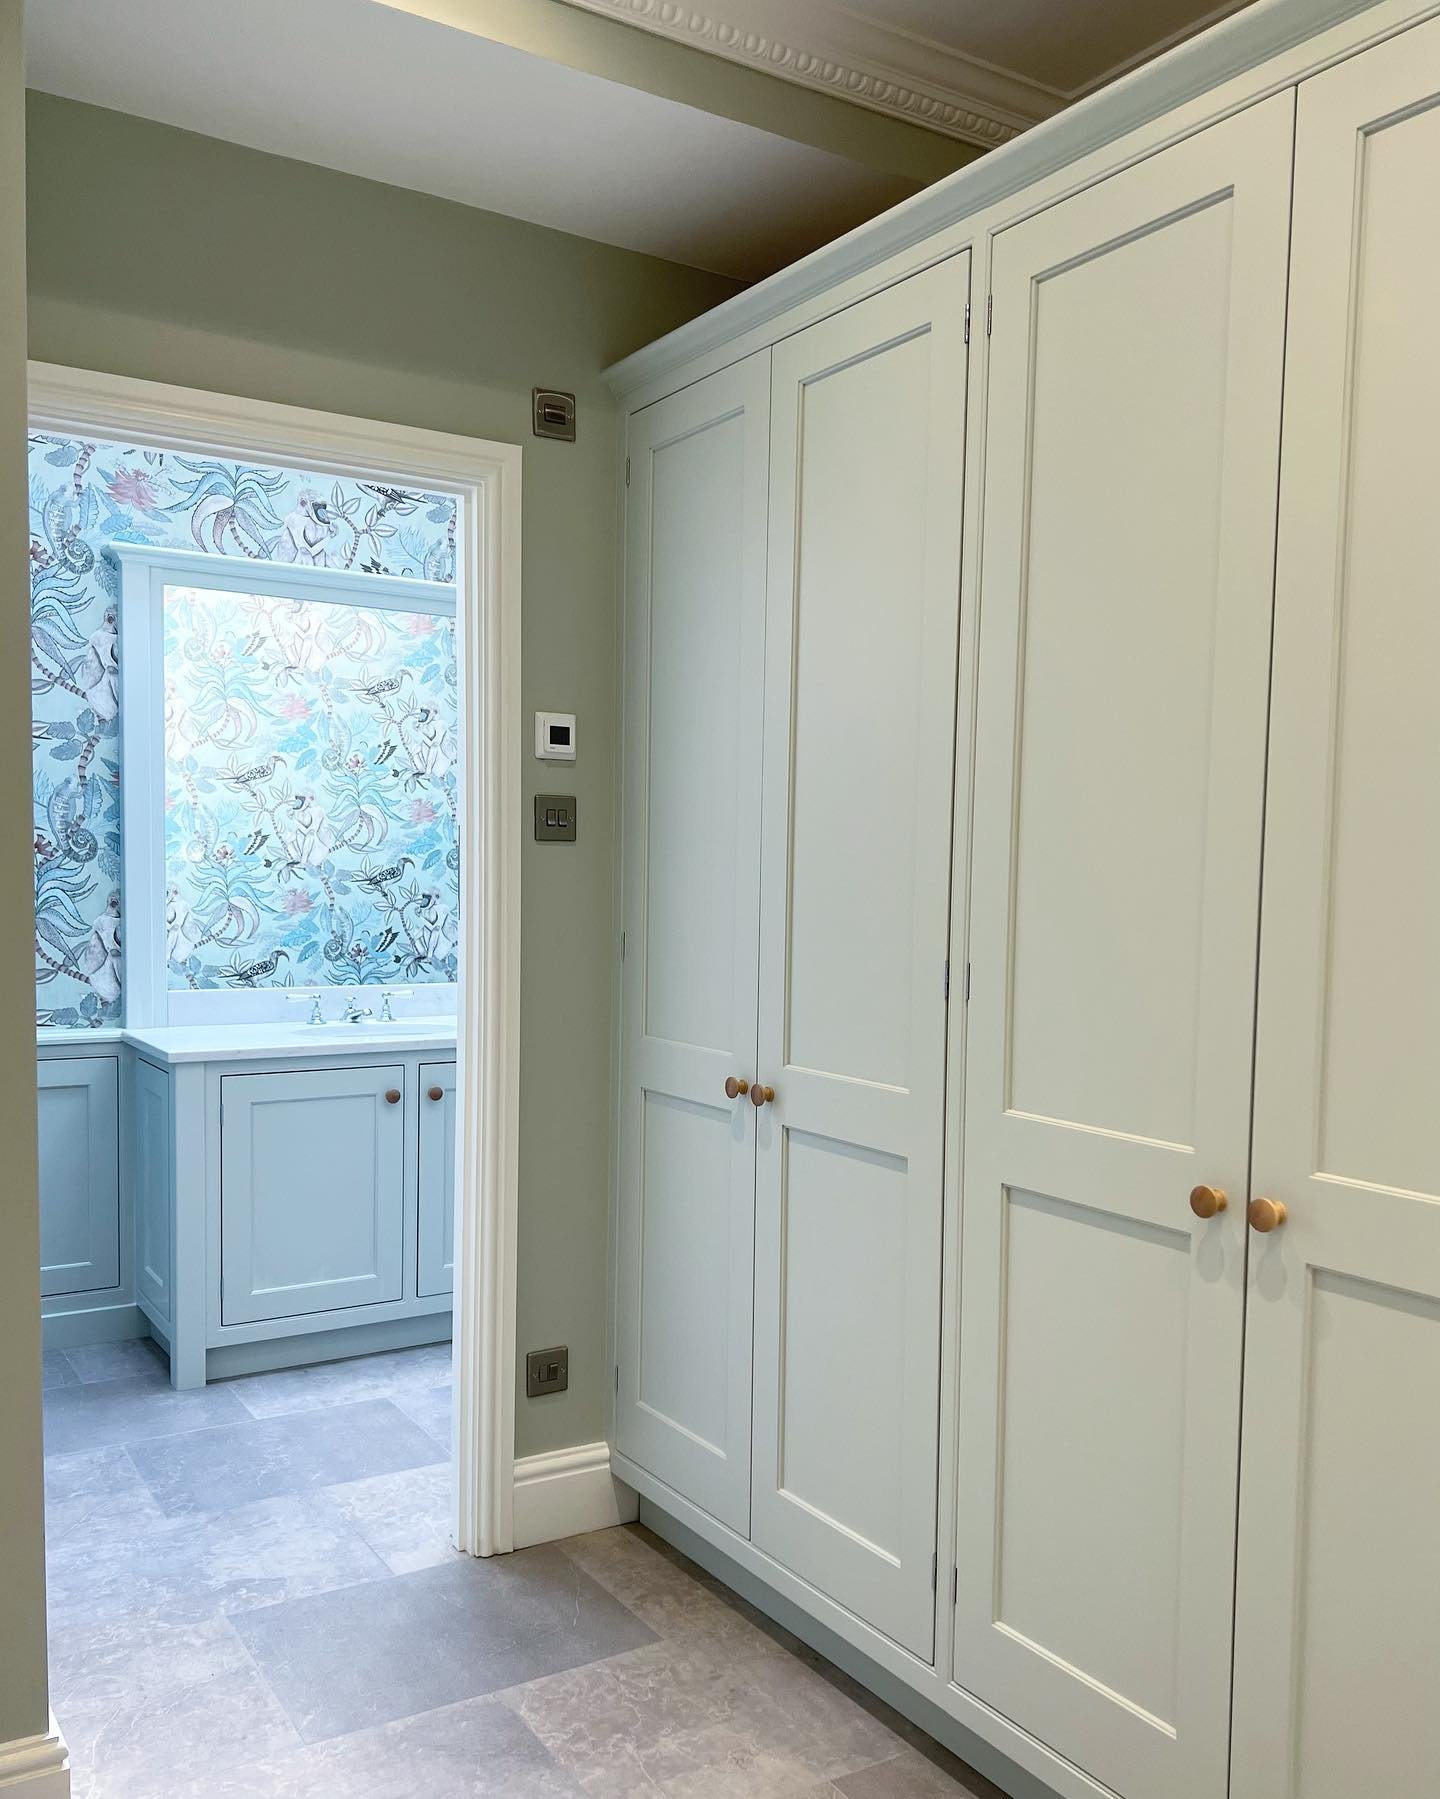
[220,1065,406,1324]
[417,1061,456,1297]
[38,1055,120,1297]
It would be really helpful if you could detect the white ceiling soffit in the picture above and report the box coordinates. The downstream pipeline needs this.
[22,0,918,281]
[558,0,1251,146]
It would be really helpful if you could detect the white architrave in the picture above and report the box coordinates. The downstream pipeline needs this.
[28,361,523,1556]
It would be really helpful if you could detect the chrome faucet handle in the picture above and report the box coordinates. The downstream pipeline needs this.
[379,991,395,1023]
[285,991,326,1025]
[309,994,325,1026]
[344,1000,373,1024]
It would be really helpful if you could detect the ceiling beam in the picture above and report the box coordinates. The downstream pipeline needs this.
[373,0,979,183]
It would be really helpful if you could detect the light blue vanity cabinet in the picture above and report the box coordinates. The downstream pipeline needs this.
[417,1062,457,1297]
[38,1055,120,1297]
[220,1064,408,1324]
[121,1022,457,1387]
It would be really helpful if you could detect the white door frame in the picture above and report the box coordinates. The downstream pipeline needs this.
[27,361,524,1556]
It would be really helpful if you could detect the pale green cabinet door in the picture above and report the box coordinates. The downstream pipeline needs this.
[39,1055,120,1297]
[220,1065,406,1325]
[416,1061,456,1298]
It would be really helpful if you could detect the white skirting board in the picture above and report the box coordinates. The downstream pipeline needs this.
[512,1442,638,1550]
[0,1718,69,1795]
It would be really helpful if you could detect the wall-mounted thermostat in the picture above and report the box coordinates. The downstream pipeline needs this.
[535,712,576,761]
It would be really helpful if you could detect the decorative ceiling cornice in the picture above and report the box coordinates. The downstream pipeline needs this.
[557,0,1069,147]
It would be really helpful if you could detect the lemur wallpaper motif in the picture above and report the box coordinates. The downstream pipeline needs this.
[30,432,458,1026]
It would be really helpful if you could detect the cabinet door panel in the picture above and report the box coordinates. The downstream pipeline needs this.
[615,355,770,1535]
[751,253,969,1660]
[1233,26,1440,1798]
[417,1061,456,1297]
[221,1065,405,1324]
[954,97,1294,1799]
[38,1056,120,1297]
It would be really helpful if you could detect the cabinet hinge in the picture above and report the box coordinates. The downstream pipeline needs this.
[949,1565,958,1606]
[986,294,993,336]
[931,1551,938,1593]
[964,962,972,1004]
[625,456,631,487]
[614,1363,620,1395]
[943,960,950,1002]
[963,300,970,346]
[621,930,627,961]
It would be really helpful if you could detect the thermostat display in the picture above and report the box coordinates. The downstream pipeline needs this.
[535,712,577,761]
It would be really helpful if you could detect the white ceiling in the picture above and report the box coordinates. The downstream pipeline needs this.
[23,0,919,281]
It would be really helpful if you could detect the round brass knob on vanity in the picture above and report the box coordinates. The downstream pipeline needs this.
[385,1088,401,1105]
[427,1085,444,1102]
[750,1083,775,1108]
[1248,1196,1288,1233]
[1189,1184,1228,1220]
[724,1075,750,1100]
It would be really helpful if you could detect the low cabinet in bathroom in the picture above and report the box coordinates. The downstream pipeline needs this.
[118,1026,457,1387]
[219,1064,409,1325]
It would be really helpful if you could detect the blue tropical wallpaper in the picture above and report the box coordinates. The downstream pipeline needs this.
[30,432,458,1026]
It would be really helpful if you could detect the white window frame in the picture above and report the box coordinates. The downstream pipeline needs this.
[29,361,523,1557]
[110,541,459,1028]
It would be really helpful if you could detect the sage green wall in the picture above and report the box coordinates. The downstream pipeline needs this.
[26,92,741,1460]
[2,0,53,1754]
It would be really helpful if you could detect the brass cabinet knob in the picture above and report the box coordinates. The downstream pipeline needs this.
[1189,1184,1228,1220]
[750,1083,775,1108]
[385,1088,401,1105]
[1248,1196,1288,1233]
[724,1076,750,1100]
[427,1085,444,1102]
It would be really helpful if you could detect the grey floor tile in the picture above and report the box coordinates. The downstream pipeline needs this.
[61,1657,300,1799]
[44,1445,166,1546]
[156,1694,587,1799]
[47,1612,251,1711]
[44,1374,248,1458]
[222,1342,453,1420]
[43,1349,80,1389]
[234,1544,656,1741]
[126,1397,445,1517]
[46,1490,388,1630]
[64,1338,170,1385]
[390,1378,453,1450]
[324,1460,457,1574]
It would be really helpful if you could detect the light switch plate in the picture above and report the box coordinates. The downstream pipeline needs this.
[534,794,577,842]
[526,1345,569,1398]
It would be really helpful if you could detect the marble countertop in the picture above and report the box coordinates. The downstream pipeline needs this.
[39,1018,458,1065]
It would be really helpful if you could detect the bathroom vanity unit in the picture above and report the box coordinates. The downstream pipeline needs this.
[37,1018,457,1386]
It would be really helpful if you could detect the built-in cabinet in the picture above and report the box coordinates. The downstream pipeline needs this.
[37,1036,456,1381]
[37,1055,120,1299]
[617,255,969,1660]
[611,11,1440,1799]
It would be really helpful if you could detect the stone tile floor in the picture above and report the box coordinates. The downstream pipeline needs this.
[43,1341,1001,1798]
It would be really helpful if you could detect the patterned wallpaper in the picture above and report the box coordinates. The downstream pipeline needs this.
[30,432,458,1026]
